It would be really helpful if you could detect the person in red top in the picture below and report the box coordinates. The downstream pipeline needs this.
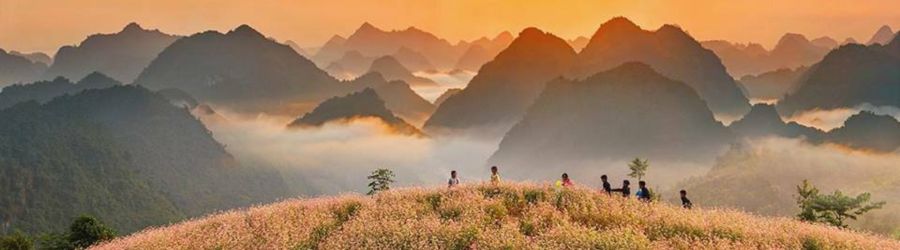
[559,173,573,187]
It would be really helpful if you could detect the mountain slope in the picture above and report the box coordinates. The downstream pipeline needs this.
[728,104,824,141]
[314,23,464,70]
[94,183,900,249]
[0,49,47,86]
[0,72,121,109]
[366,56,437,87]
[827,111,900,152]
[424,28,576,137]
[737,66,807,100]
[288,88,421,135]
[575,17,750,116]
[490,63,732,174]
[867,25,895,45]
[46,23,179,83]
[777,39,900,116]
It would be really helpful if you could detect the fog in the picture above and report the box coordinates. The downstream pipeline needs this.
[411,70,475,102]
[785,103,900,131]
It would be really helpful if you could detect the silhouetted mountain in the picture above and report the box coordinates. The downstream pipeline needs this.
[367,56,437,87]
[433,88,461,106]
[729,104,824,141]
[157,88,200,109]
[0,49,47,86]
[325,51,374,79]
[46,23,179,83]
[392,46,435,72]
[867,25,895,45]
[0,85,288,234]
[575,17,750,116]
[567,36,590,52]
[489,63,733,171]
[284,40,308,57]
[0,72,121,109]
[347,73,435,126]
[777,41,900,116]
[424,28,576,137]
[767,33,831,70]
[454,32,514,71]
[738,66,808,100]
[827,111,900,152]
[700,40,769,77]
[311,35,347,67]
[313,23,465,71]
[288,88,422,135]
[134,24,341,115]
[843,37,859,45]
[810,36,839,50]
[8,50,52,65]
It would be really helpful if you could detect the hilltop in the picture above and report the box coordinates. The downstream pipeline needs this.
[94,183,900,249]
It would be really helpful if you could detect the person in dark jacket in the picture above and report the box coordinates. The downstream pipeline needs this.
[611,180,631,197]
[680,189,693,209]
[600,175,612,194]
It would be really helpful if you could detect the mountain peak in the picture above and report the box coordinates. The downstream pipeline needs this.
[228,24,264,38]
[356,22,382,34]
[594,17,642,36]
[868,25,896,45]
[122,22,144,33]
[78,71,120,85]
[494,31,514,41]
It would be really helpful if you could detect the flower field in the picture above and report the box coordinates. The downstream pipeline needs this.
[93,183,900,249]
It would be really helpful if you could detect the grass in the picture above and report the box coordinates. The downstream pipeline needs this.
[92,182,900,249]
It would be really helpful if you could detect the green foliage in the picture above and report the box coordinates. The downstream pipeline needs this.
[627,158,649,181]
[0,231,33,250]
[796,180,885,228]
[331,201,362,224]
[67,215,115,249]
[523,189,546,204]
[366,169,395,195]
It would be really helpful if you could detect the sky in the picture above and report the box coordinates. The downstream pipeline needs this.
[1,0,898,55]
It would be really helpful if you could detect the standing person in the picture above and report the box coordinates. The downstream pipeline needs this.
[611,180,631,197]
[600,175,612,194]
[636,181,651,202]
[680,190,693,209]
[448,170,460,188]
[490,166,500,185]
[556,173,574,188]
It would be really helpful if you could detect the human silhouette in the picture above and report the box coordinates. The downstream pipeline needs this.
[680,190,693,209]
[490,166,500,184]
[448,170,460,188]
[600,175,612,194]
[636,181,651,202]
[611,180,631,197]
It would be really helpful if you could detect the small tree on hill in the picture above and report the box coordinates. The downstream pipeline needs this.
[367,168,395,195]
[0,231,33,250]
[627,158,649,181]
[68,215,116,249]
[796,180,885,228]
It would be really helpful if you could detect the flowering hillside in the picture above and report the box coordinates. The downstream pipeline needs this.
[93,183,900,249]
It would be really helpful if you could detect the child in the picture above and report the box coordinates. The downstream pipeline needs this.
[490,166,500,185]
[611,180,631,197]
[600,175,612,194]
[636,181,651,202]
[448,170,460,188]
[680,190,693,209]
[556,173,574,188]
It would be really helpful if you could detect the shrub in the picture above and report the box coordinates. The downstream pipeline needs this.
[523,189,546,204]
[0,231,33,250]
[68,215,116,249]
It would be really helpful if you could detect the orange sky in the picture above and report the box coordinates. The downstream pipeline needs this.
[1,0,898,55]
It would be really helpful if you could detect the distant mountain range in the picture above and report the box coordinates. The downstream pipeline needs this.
[737,66,808,100]
[489,62,733,172]
[777,35,900,116]
[288,88,422,135]
[7,50,52,65]
[0,49,47,86]
[0,72,121,109]
[0,85,288,234]
[366,55,437,87]
[867,25,895,45]
[46,23,180,83]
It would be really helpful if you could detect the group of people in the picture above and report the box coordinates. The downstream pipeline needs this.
[446,166,693,209]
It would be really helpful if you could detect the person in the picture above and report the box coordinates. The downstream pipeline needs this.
[556,173,573,188]
[636,181,651,202]
[611,180,631,197]
[600,175,612,194]
[448,170,460,188]
[680,190,693,209]
[490,166,500,185]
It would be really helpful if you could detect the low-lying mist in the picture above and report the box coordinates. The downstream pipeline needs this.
[785,103,900,131]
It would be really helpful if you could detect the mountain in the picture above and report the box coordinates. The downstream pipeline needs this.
[567,36,590,52]
[46,23,179,83]
[325,51,375,79]
[366,56,437,87]
[311,35,347,67]
[0,72,121,109]
[313,23,465,71]
[454,32,514,71]
[575,17,750,116]
[728,104,824,141]
[810,36,839,50]
[92,183,900,250]
[737,66,808,100]
[843,37,859,45]
[424,27,576,137]
[867,25,895,45]
[8,50,52,65]
[827,111,900,152]
[0,49,47,86]
[288,88,421,135]
[700,40,769,77]
[0,85,288,234]
[433,88,461,106]
[777,39,900,116]
[767,33,831,71]
[284,40,308,57]
[490,63,733,173]
[346,73,435,126]
[134,25,341,115]
[391,46,435,72]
